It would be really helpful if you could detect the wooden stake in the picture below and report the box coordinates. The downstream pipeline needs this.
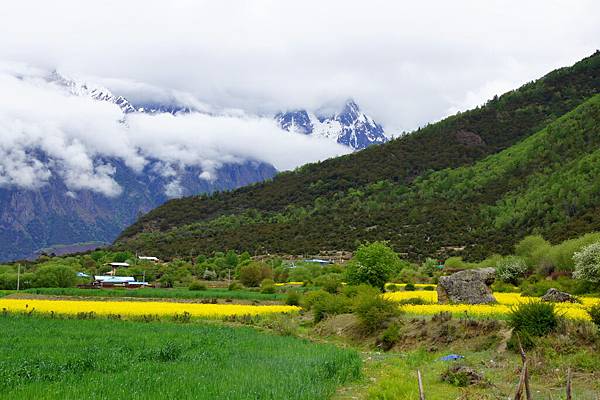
[417,369,425,400]
[566,368,572,400]
[514,361,527,400]
[517,336,532,400]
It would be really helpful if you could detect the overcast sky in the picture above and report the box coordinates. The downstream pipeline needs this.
[2,0,598,131]
[0,1,598,195]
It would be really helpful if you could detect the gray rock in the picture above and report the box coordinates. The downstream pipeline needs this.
[437,268,496,304]
[541,288,577,303]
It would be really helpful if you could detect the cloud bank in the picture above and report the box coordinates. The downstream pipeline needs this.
[0,66,349,196]
[0,0,597,133]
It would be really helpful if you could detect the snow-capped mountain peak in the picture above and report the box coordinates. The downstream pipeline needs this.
[275,100,388,150]
[48,70,137,113]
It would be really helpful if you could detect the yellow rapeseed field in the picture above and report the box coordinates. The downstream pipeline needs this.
[0,299,299,318]
[384,289,600,321]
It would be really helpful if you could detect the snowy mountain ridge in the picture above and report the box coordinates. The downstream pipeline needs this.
[275,100,388,149]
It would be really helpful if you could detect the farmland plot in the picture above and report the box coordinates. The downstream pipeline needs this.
[0,315,360,399]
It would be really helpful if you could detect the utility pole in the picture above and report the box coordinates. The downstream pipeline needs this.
[16,264,21,291]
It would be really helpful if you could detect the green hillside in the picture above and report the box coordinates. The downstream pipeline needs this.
[116,52,600,260]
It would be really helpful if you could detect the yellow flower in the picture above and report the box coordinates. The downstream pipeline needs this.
[384,290,598,321]
[0,299,299,318]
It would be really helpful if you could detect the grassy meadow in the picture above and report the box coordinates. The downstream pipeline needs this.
[0,314,361,400]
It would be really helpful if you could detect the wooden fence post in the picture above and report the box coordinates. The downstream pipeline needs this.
[417,369,425,400]
[566,368,572,400]
[517,337,532,400]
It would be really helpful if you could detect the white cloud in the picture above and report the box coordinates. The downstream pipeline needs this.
[0,66,349,196]
[0,0,597,133]
[0,1,598,195]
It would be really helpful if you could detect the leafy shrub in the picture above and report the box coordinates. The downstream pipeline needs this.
[444,256,466,270]
[352,290,400,334]
[202,269,218,281]
[386,283,399,292]
[422,285,435,291]
[260,279,276,294]
[507,330,536,351]
[188,281,207,291]
[258,314,299,336]
[303,290,352,322]
[285,290,301,306]
[228,282,242,291]
[377,323,401,351]
[515,235,552,269]
[508,301,558,338]
[397,297,429,305]
[313,273,343,293]
[345,242,402,290]
[573,242,600,283]
[32,265,76,288]
[496,256,528,284]
[239,262,272,287]
[404,283,415,291]
[588,304,600,329]
[491,280,520,293]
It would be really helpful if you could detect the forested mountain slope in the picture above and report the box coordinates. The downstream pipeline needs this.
[116,52,600,259]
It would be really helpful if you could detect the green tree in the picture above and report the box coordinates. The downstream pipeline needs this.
[239,262,272,287]
[346,242,401,290]
[515,235,551,268]
[33,265,76,288]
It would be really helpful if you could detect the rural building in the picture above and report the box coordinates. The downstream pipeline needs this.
[106,262,130,275]
[91,275,149,288]
[138,256,160,262]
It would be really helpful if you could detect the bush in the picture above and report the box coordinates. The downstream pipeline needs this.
[491,280,520,293]
[496,256,528,284]
[588,304,600,329]
[346,242,402,290]
[377,323,401,351]
[397,297,429,305]
[423,285,435,291]
[285,290,301,306]
[508,301,558,338]
[189,281,207,291]
[303,290,352,322]
[386,283,399,292]
[515,235,552,269]
[573,242,600,283]
[228,282,242,291]
[202,269,218,281]
[353,290,400,334]
[404,283,415,291]
[33,265,76,288]
[313,273,343,293]
[260,278,276,294]
[239,262,272,287]
[444,256,466,270]
[258,314,299,336]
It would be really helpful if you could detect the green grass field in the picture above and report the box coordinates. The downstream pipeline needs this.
[0,315,360,399]
[18,287,285,301]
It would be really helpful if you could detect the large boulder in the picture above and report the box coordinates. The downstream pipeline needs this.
[437,268,496,304]
[540,288,577,303]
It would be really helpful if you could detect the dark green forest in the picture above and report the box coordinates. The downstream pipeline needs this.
[115,52,600,261]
